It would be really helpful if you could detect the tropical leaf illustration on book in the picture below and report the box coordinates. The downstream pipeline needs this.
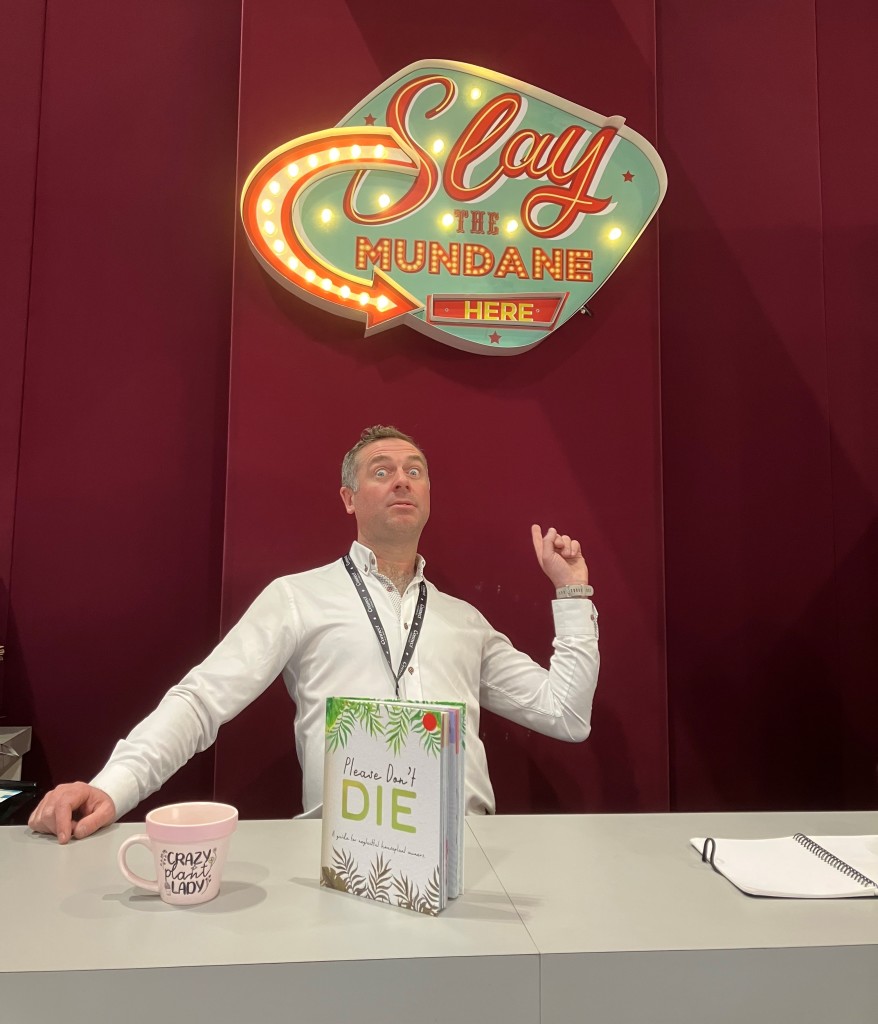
[326,698,385,752]
[321,848,439,914]
[423,866,442,910]
[326,699,443,756]
[367,853,394,902]
[325,696,349,741]
[393,865,442,915]
[384,702,411,755]
[321,846,367,896]
[413,710,443,755]
[355,700,385,739]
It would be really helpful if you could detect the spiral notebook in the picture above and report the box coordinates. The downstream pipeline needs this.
[690,833,878,898]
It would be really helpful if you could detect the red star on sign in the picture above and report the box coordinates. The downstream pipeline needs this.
[623,170,634,182]
[364,113,376,125]
[488,331,501,344]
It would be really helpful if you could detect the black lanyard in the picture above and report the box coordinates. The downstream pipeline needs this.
[342,555,428,696]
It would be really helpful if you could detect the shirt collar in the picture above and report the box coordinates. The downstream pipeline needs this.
[349,540,426,580]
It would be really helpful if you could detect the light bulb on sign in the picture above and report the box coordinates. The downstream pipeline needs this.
[268,180,280,195]
[608,227,622,241]
[321,208,332,224]
[441,213,454,227]
[378,194,391,209]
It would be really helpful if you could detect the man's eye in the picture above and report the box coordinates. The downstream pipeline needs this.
[408,468,420,477]
[375,469,387,478]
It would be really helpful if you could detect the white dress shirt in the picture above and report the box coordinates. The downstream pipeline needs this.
[91,541,599,818]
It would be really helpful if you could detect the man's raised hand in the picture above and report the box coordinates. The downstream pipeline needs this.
[531,525,589,588]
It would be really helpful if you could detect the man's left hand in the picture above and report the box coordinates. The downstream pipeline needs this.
[531,525,589,588]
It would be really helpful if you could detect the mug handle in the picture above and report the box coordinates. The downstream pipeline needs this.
[117,834,159,892]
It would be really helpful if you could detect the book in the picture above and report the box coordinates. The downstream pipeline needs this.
[320,696,465,915]
[691,833,878,898]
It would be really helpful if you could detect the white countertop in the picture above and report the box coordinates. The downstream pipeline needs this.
[4,811,877,1024]
[2,818,536,974]
[467,810,878,954]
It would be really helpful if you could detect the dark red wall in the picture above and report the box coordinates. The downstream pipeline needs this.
[816,0,878,808]
[659,0,878,810]
[3,1,875,820]
[1,1,241,813]
[0,3,45,703]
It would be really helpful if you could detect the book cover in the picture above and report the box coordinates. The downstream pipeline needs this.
[320,697,461,915]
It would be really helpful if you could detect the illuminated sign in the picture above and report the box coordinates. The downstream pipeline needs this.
[241,60,666,355]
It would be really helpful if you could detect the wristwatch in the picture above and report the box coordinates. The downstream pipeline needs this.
[555,584,594,599]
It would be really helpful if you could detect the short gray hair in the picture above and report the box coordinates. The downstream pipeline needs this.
[341,425,426,491]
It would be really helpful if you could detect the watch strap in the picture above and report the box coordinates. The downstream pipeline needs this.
[555,583,594,599]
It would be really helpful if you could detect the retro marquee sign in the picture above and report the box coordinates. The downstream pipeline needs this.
[241,60,666,355]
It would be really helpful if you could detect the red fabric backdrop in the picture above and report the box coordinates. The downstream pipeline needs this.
[659,0,878,810]
[0,0,241,813]
[0,3,45,703]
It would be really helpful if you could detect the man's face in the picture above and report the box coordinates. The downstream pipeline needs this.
[340,438,430,549]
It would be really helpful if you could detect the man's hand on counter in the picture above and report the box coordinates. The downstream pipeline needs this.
[28,782,116,843]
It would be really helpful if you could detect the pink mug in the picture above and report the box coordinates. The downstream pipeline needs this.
[117,801,238,906]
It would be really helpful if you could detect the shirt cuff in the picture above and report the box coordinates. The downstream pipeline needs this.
[551,598,598,638]
[89,764,141,821]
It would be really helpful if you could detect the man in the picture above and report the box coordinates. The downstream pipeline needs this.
[29,425,599,842]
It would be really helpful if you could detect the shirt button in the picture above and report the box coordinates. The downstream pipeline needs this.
[386,585,393,592]
[408,666,415,675]
[404,622,409,629]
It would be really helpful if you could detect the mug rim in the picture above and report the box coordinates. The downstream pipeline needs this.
[145,801,238,830]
